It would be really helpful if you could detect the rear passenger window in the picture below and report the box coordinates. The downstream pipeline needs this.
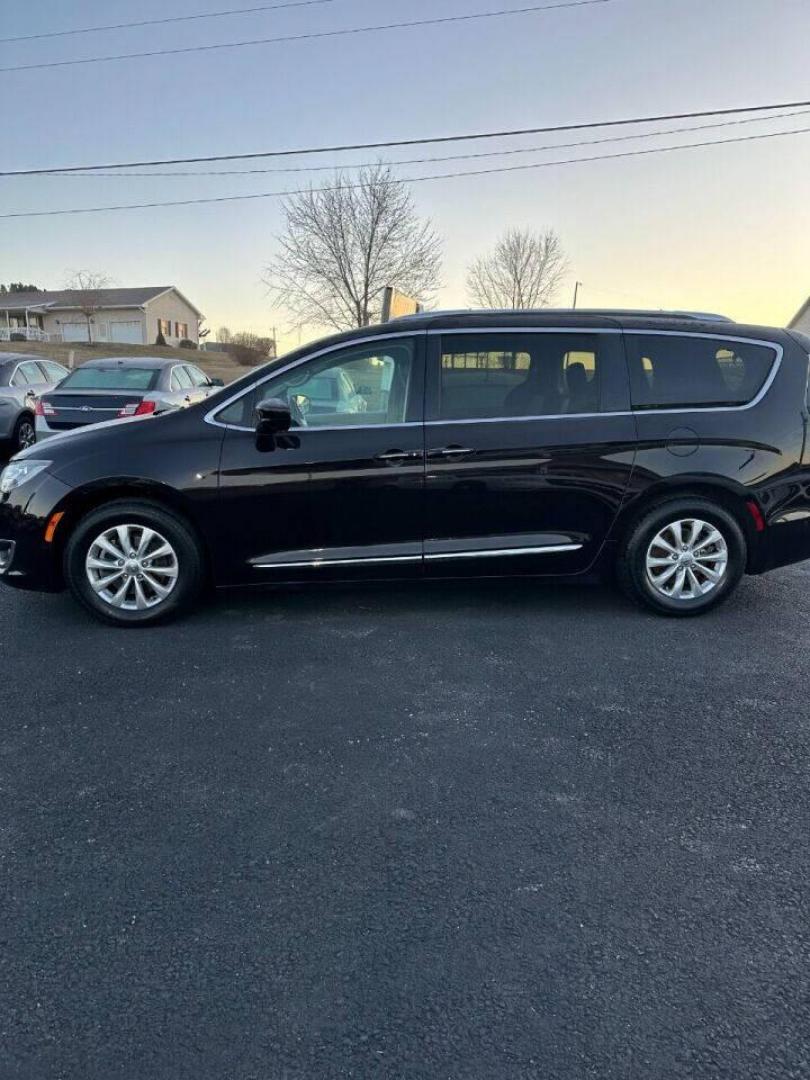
[171,366,193,391]
[42,361,67,383]
[436,333,607,420]
[12,362,44,387]
[626,335,776,409]
[185,365,209,388]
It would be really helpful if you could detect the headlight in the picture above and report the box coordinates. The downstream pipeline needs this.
[0,459,51,494]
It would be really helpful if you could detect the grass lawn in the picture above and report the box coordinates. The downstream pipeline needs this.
[0,341,253,385]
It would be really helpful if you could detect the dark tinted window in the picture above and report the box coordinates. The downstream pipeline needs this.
[59,366,160,391]
[436,333,605,420]
[626,334,776,409]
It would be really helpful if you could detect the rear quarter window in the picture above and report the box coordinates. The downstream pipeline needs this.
[626,334,777,410]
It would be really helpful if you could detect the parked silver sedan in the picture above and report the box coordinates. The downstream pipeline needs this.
[35,356,224,441]
[0,353,69,452]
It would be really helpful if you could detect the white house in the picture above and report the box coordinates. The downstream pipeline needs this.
[0,286,203,346]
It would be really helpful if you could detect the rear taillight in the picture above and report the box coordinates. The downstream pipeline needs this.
[118,400,157,418]
[35,400,55,417]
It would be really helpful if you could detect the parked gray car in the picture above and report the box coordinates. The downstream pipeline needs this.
[35,356,224,441]
[0,353,69,452]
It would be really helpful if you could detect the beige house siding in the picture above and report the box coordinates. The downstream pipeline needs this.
[41,308,146,343]
[0,287,202,346]
[145,291,200,345]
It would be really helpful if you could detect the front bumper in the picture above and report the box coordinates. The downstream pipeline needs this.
[0,472,71,592]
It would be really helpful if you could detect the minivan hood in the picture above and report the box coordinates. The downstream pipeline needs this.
[13,412,164,460]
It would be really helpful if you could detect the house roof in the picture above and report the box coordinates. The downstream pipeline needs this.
[0,286,203,317]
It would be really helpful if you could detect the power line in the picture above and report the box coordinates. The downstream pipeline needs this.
[3,123,808,220]
[0,0,612,73]
[41,109,810,178]
[4,97,810,177]
[0,0,343,43]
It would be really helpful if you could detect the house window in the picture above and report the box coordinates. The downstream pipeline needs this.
[175,322,188,339]
[158,318,172,337]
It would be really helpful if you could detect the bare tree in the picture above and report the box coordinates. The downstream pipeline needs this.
[264,164,442,331]
[64,269,113,343]
[216,326,232,344]
[466,228,567,310]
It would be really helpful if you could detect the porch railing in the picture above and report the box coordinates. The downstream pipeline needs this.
[0,327,62,343]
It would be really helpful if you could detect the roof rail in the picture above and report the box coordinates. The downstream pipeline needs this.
[389,308,734,323]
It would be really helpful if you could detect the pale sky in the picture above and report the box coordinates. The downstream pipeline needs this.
[3,0,810,353]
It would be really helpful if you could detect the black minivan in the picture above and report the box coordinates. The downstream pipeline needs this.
[2,309,810,626]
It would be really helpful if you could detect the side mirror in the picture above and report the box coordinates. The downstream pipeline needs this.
[208,377,225,388]
[256,397,292,435]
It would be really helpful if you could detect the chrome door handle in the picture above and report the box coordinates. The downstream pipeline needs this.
[376,449,420,465]
[428,445,475,458]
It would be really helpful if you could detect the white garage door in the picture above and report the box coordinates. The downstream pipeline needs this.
[109,320,143,344]
[61,322,89,342]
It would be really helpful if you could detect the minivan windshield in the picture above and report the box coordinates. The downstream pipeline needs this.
[58,367,160,391]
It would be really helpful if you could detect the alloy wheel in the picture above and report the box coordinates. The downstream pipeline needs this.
[645,518,729,602]
[85,523,179,611]
[16,420,35,450]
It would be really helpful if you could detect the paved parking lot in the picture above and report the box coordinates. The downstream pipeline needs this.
[3,564,810,1079]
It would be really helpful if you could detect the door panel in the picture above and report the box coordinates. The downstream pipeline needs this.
[212,335,426,585]
[423,330,636,577]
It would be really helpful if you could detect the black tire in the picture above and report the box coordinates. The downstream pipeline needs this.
[64,499,205,627]
[616,497,747,617]
[12,413,36,453]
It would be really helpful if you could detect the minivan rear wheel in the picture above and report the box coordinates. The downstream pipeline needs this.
[617,498,746,616]
[65,500,204,627]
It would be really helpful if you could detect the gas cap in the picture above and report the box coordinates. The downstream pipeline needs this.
[666,427,700,457]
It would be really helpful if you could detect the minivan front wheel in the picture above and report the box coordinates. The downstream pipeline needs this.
[65,500,204,626]
[617,498,746,616]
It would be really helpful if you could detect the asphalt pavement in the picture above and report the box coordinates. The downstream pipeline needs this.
[2,564,810,1079]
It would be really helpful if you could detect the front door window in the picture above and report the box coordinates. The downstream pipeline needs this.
[217,340,416,429]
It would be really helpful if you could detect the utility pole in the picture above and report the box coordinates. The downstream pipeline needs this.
[572,281,583,309]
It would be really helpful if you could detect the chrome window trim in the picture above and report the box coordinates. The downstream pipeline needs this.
[204,329,426,432]
[207,326,784,432]
[427,326,622,336]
